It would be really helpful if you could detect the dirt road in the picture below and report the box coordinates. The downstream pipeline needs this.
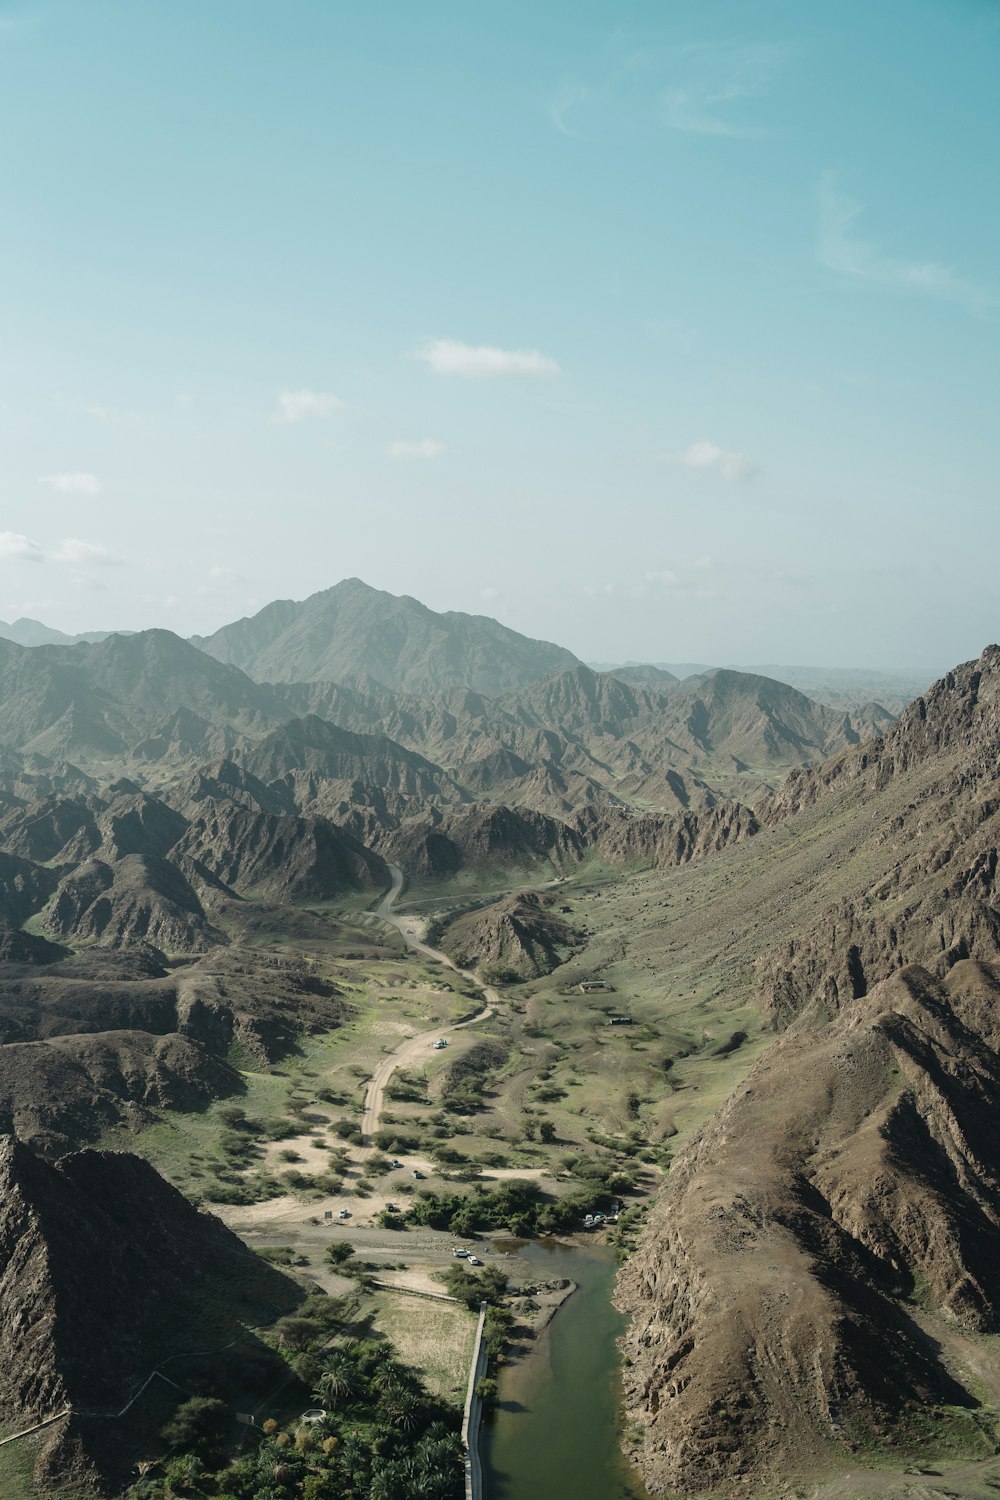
[220,865,503,1234]
[361,864,498,1141]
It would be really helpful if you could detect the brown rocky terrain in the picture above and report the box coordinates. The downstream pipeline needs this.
[612,646,1000,1494]
[438,890,583,978]
[0,948,346,1151]
[617,959,1000,1494]
[759,646,1000,1025]
[0,1137,301,1490]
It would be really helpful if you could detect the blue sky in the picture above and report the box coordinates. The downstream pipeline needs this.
[1,0,998,668]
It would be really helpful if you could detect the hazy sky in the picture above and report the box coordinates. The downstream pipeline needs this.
[2,0,998,669]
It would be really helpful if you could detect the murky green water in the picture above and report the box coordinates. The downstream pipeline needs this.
[484,1238,650,1500]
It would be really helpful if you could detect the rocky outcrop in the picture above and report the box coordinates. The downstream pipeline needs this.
[617,960,1000,1494]
[758,646,1000,1026]
[172,798,388,902]
[439,891,582,978]
[0,1030,239,1152]
[44,854,224,954]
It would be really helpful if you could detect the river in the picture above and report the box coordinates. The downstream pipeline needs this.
[483,1238,651,1500]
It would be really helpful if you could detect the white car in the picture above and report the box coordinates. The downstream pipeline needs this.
[452,1247,468,1258]
[466,1255,480,1265]
[338,1208,351,1219]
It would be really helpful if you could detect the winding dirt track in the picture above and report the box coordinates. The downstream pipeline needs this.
[362,864,498,1143]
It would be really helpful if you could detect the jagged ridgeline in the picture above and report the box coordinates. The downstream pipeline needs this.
[617,646,1000,1494]
[0,581,893,972]
[10,578,994,1500]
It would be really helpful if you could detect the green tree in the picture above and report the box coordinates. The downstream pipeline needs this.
[160,1397,229,1462]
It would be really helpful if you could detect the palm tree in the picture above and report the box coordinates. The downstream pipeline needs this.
[379,1388,423,1434]
[315,1351,360,1406]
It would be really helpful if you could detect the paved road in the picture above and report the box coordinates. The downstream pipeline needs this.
[362,865,499,1142]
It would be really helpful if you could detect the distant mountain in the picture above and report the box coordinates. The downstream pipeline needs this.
[0,629,286,761]
[191,576,582,693]
[0,617,127,647]
[594,659,935,715]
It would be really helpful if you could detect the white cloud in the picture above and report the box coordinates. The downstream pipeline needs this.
[660,441,761,483]
[416,339,560,379]
[646,568,679,586]
[270,389,344,425]
[818,174,994,312]
[39,472,102,495]
[660,43,786,138]
[583,582,615,597]
[480,586,501,601]
[51,538,122,566]
[0,532,43,563]
[388,438,447,461]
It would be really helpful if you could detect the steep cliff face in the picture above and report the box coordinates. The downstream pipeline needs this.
[0,1138,301,1489]
[616,961,1000,1494]
[758,647,1000,1026]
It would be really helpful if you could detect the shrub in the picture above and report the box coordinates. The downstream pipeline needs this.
[160,1396,229,1461]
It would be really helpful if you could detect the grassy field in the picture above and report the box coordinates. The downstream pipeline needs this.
[368,1290,478,1403]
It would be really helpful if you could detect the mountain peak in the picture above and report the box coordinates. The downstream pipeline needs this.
[192,577,582,693]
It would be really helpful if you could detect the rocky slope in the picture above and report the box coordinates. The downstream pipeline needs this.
[0,1137,301,1489]
[758,645,1000,1025]
[615,646,1000,1493]
[617,959,1000,1493]
[0,946,346,1151]
[438,890,583,978]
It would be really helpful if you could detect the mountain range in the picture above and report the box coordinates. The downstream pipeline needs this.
[4,576,999,1497]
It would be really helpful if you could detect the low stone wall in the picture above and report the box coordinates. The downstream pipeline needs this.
[462,1300,489,1500]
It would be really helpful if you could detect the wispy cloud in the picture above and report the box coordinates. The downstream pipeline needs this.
[659,42,786,138]
[0,532,43,563]
[39,472,102,495]
[547,41,785,143]
[51,538,122,566]
[270,389,344,425]
[388,438,447,461]
[659,441,761,483]
[416,339,560,379]
[645,558,719,599]
[549,81,590,138]
[818,174,996,312]
[54,398,147,428]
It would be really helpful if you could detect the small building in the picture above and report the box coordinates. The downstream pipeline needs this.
[607,1015,633,1026]
[578,979,614,994]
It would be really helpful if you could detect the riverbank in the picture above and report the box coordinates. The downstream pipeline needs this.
[484,1238,650,1500]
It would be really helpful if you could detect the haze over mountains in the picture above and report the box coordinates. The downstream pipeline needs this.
[0,582,903,974]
